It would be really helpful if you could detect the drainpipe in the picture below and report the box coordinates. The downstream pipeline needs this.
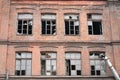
[99,54,120,80]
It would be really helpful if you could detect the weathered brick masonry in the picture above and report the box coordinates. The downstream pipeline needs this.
[0,0,120,80]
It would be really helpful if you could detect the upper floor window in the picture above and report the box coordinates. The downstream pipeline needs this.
[41,14,56,35]
[65,52,81,76]
[17,13,33,35]
[15,52,32,76]
[64,14,79,35]
[90,52,106,76]
[41,52,56,76]
[87,14,102,35]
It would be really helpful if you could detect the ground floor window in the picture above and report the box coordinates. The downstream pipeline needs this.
[41,52,56,76]
[65,52,81,76]
[90,52,106,76]
[15,52,32,76]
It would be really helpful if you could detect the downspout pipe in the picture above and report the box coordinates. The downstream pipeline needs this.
[104,57,120,80]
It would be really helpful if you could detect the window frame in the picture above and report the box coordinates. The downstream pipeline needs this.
[41,14,56,35]
[17,13,33,36]
[64,14,80,36]
[41,52,57,76]
[65,52,81,76]
[89,51,106,76]
[87,13,103,35]
[15,52,32,76]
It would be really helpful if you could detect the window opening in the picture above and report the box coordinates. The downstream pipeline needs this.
[41,52,56,76]
[15,52,32,76]
[41,14,56,35]
[17,14,33,35]
[90,52,106,76]
[65,52,81,76]
[64,14,79,35]
[87,14,102,35]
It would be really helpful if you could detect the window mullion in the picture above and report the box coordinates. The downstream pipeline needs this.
[22,20,23,34]
[20,60,22,76]
[74,21,75,35]
[27,20,28,35]
[50,20,52,34]
[69,20,70,35]
[45,20,47,34]
[92,22,94,35]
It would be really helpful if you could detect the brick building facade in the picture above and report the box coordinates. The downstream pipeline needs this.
[0,0,120,80]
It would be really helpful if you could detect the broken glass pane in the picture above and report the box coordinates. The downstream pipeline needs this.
[71,65,76,70]
[16,53,21,58]
[15,70,20,76]
[77,70,81,75]
[46,71,51,75]
[96,70,101,75]
[65,14,78,20]
[21,70,26,75]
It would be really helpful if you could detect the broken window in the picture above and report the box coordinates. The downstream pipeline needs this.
[41,52,56,76]
[15,52,32,76]
[17,13,33,35]
[41,14,56,35]
[87,14,102,35]
[65,52,81,76]
[90,52,106,76]
[64,14,79,35]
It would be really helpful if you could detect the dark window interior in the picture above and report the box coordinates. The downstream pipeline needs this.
[17,20,32,35]
[42,20,56,35]
[93,21,102,35]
